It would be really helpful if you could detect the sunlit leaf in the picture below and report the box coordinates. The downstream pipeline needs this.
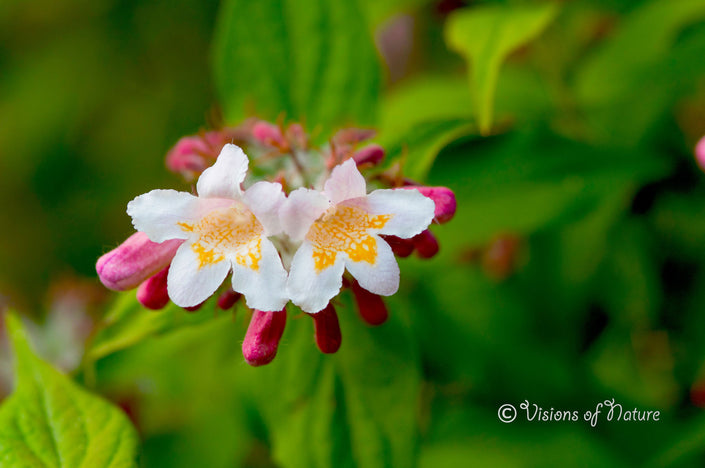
[0,313,139,468]
[213,0,380,128]
[444,3,558,134]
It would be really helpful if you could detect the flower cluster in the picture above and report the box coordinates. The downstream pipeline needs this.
[97,121,456,365]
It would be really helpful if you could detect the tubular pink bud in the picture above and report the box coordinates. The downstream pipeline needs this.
[136,266,170,310]
[96,232,182,291]
[413,229,440,258]
[310,303,342,354]
[351,280,388,326]
[165,136,211,174]
[217,289,241,310]
[252,121,285,147]
[243,309,287,366]
[401,186,456,223]
[352,144,385,167]
[696,136,705,171]
[381,235,414,258]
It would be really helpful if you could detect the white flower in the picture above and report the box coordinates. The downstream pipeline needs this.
[127,144,288,311]
[281,159,435,313]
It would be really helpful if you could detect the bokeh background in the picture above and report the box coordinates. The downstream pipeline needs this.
[3,0,705,466]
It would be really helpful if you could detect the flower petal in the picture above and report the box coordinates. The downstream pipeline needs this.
[167,241,230,307]
[323,159,367,204]
[243,181,286,235]
[231,237,288,312]
[280,188,330,242]
[365,188,435,238]
[196,143,249,199]
[345,236,399,296]
[127,190,199,242]
[287,241,345,313]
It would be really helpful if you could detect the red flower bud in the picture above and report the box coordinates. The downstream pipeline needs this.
[217,289,241,310]
[351,280,388,326]
[413,229,439,258]
[242,309,287,366]
[381,235,414,258]
[310,303,342,354]
[136,266,170,310]
[352,144,385,167]
[400,186,456,223]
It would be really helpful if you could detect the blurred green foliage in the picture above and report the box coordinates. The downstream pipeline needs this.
[3,0,705,467]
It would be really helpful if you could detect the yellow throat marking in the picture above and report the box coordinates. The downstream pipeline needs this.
[306,205,390,272]
[178,205,264,270]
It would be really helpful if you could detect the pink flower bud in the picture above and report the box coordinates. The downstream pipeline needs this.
[353,144,385,167]
[96,232,182,291]
[351,280,388,326]
[413,229,439,258]
[696,136,705,171]
[217,289,241,310]
[242,309,287,366]
[165,136,211,174]
[252,121,285,147]
[381,235,414,258]
[400,186,456,223]
[136,266,170,310]
[310,303,342,354]
[333,128,376,145]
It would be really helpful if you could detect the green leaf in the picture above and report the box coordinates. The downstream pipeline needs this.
[87,293,216,362]
[0,313,139,468]
[243,296,421,468]
[213,0,380,128]
[444,3,558,134]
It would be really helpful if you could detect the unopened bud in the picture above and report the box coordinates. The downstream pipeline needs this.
[242,309,287,366]
[184,301,205,312]
[165,136,210,174]
[96,232,182,291]
[381,235,414,258]
[413,229,439,258]
[351,280,388,326]
[696,136,705,172]
[310,303,342,354]
[401,186,456,223]
[217,289,241,310]
[252,121,285,147]
[136,266,170,310]
[352,144,385,167]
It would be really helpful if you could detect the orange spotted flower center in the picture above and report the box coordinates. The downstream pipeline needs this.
[178,205,264,270]
[306,204,390,272]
